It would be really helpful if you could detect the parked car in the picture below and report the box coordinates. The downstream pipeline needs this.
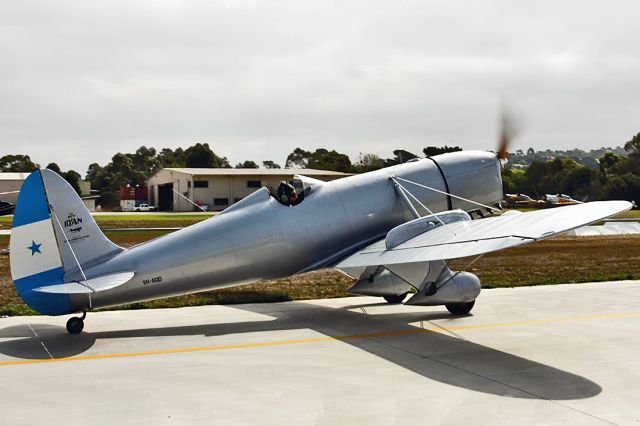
[134,203,157,212]
[0,200,15,216]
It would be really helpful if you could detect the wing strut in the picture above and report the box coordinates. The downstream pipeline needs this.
[390,176,457,235]
[391,178,420,219]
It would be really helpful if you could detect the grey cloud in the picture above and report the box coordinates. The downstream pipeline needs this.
[0,0,639,172]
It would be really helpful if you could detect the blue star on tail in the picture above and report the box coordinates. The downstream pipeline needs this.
[28,241,42,256]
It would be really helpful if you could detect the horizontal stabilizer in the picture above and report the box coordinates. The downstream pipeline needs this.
[338,201,632,268]
[33,272,134,294]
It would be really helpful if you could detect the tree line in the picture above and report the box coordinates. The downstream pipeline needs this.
[1,133,638,208]
[502,132,640,205]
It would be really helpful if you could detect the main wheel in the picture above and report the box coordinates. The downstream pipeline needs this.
[383,293,408,304]
[445,301,475,315]
[66,317,84,334]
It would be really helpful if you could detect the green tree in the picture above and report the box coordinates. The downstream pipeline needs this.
[285,148,312,168]
[423,146,462,157]
[62,170,82,194]
[0,154,39,172]
[353,153,386,173]
[624,132,640,158]
[86,163,103,183]
[158,148,186,168]
[235,160,259,168]
[602,173,640,205]
[501,167,527,194]
[311,148,352,172]
[132,146,161,178]
[519,158,588,196]
[560,167,595,197]
[262,160,281,169]
[384,150,418,166]
[598,152,623,179]
[285,148,352,172]
[185,143,230,168]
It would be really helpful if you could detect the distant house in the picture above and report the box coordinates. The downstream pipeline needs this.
[147,168,352,211]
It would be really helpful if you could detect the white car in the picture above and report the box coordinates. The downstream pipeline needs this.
[134,203,157,212]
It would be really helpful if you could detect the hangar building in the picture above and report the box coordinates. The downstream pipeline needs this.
[0,173,28,204]
[0,173,97,211]
[147,168,352,211]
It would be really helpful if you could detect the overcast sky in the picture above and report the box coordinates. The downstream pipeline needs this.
[1,1,639,173]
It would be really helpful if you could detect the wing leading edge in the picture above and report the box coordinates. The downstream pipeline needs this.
[338,201,632,269]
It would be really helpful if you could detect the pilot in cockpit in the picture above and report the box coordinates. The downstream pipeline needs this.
[276,181,299,206]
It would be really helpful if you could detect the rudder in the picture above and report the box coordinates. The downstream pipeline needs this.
[10,170,69,314]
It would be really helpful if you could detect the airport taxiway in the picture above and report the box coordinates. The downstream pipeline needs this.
[1,280,640,425]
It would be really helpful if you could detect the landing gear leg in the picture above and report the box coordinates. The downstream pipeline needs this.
[66,311,86,334]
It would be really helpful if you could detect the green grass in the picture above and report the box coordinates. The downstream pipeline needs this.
[93,213,215,222]
[0,213,216,226]
[481,272,640,289]
[616,210,640,219]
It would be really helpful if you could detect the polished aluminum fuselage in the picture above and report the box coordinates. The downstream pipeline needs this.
[70,151,503,311]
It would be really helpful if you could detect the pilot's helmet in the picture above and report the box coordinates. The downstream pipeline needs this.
[277,181,294,203]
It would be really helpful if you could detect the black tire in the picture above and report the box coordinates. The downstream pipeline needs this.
[383,293,408,304]
[445,300,475,315]
[66,317,84,334]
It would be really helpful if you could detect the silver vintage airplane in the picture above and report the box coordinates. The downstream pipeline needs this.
[9,150,631,334]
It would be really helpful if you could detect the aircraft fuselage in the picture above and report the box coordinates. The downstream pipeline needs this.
[67,151,503,312]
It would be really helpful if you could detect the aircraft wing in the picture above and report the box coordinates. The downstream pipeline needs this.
[32,272,135,294]
[337,201,632,268]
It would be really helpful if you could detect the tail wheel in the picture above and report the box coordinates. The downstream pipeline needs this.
[66,311,86,334]
[66,317,84,334]
[383,293,408,304]
[445,300,475,315]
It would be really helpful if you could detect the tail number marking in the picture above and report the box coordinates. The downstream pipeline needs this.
[143,276,163,285]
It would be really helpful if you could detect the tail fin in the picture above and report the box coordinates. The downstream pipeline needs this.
[40,169,122,274]
[10,169,123,314]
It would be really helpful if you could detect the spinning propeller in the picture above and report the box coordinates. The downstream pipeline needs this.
[496,104,521,165]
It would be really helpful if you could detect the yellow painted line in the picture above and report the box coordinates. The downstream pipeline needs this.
[1,310,640,367]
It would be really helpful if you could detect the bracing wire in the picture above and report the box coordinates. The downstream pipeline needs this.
[50,207,95,302]
[391,177,457,236]
[394,176,501,213]
[171,188,208,212]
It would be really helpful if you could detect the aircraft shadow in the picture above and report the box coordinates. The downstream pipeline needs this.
[0,302,601,400]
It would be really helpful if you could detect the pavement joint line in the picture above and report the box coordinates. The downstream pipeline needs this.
[39,342,54,360]
[1,310,639,367]
[27,323,54,359]
[27,323,38,337]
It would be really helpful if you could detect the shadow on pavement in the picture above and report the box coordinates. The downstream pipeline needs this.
[0,301,602,400]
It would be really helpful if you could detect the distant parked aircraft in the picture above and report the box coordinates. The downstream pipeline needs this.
[544,193,583,207]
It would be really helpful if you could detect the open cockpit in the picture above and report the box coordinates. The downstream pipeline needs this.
[270,175,325,206]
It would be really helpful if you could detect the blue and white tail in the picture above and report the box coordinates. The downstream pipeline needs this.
[10,169,123,315]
